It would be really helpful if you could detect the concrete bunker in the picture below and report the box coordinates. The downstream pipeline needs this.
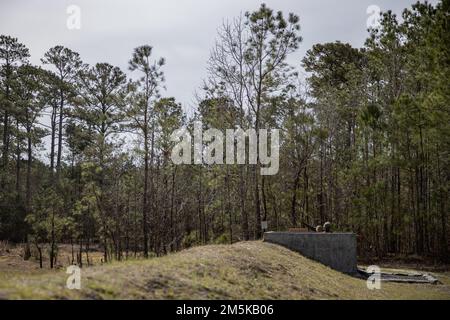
[263,231,440,284]
[263,231,358,274]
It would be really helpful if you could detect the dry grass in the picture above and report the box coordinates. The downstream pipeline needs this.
[0,241,449,299]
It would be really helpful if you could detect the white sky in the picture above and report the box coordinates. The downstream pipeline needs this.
[1,0,437,112]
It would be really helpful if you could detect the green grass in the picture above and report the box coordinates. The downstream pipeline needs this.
[1,241,449,299]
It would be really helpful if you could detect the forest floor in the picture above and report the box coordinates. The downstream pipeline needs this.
[0,241,449,299]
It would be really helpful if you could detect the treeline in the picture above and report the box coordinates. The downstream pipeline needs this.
[0,1,448,267]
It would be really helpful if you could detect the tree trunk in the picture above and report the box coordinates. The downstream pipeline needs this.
[56,89,64,179]
[290,167,302,227]
[226,166,232,244]
[15,121,21,195]
[50,104,57,178]
[142,115,149,258]
[2,68,11,170]
[50,208,56,269]
[26,127,32,209]
[239,166,249,240]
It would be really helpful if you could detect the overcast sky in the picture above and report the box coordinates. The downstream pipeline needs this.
[0,0,438,112]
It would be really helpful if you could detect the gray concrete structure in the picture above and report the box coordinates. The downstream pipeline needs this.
[263,232,357,274]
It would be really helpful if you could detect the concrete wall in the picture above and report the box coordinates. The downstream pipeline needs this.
[263,232,357,274]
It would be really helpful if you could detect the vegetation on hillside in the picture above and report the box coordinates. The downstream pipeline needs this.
[0,242,449,299]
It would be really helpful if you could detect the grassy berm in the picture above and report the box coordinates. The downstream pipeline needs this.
[1,241,449,299]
